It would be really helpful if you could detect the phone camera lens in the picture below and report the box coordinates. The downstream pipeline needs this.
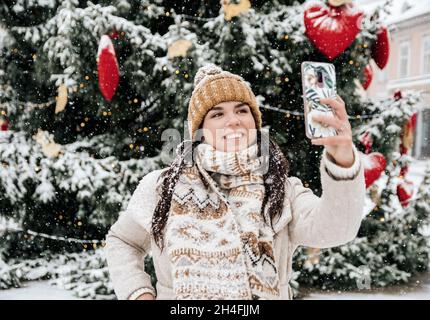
[317,71,323,84]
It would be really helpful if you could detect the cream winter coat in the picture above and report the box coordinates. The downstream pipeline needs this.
[105,145,365,300]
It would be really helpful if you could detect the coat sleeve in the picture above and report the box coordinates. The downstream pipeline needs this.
[104,169,163,300]
[287,144,366,248]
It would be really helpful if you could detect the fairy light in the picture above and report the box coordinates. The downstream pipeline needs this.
[102,111,108,116]
[32,54,37,61]
[284,35,289,40]
[133,98,138,103]
[4,226,105,244]
[79,83,84,88]
[80,122,85,127]
[162,66,167,71]
[84,117,89,122]
[108,111,112,116]
[349,60,354,65]
[77,221,82,226]
[284,77,289,82]
[185,74,189,79]
[175,70,180,75]
[129,143,134,149]
[143,127,149,132]
[85,75,90,80]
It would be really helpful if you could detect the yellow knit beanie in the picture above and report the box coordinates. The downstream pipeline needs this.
[188,64,262,141]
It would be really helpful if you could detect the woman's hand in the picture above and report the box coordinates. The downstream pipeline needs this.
[135,293,155,300]
[310,95,355,168]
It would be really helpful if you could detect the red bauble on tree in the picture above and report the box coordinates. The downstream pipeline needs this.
[0,115,9,131]
[399,112,417,155]
[359,131,373,154]
[97,35,120,101]
[363,152,386,189]
[304,2,363,60]
[397,178,414,208]
[394,89,402,100]
[108,29,120,40]
[400,165,409,177]
[362,64,373,90]
[371,26,390,70]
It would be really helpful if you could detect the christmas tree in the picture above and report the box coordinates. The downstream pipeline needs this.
[1,0,429,298]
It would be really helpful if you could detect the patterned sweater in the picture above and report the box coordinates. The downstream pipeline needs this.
[105,145,365,300]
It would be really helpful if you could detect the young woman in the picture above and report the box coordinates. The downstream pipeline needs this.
[105,65,365,300]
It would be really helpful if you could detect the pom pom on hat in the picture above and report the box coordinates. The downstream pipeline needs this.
[194,64,223,86]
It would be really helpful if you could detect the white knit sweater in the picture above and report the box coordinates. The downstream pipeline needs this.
[105,145,365,300]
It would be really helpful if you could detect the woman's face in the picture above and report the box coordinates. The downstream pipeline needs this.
[201,101,257,152]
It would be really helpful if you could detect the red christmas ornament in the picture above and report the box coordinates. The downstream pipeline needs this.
[359,131,373,154]
[0,116,9,131]
[304,3,363,60]
[397,178,414,208]
[408,112,417,131]
[400,165,409,177]
[394,89,402,100]
[363,152,386,189]
[108,30,120,40]
[371,26,390,70]
[97,35,120,101]
[399,112,417,155]
[362,64,373,90]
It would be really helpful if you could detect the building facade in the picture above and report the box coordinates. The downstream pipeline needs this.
[360,0,430,159]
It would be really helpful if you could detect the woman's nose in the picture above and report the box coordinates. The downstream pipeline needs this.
[225,112,241,126]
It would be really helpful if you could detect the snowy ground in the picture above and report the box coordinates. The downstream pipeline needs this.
[0,273,429,300]
[0,280,82,300]
[301,271,430,300]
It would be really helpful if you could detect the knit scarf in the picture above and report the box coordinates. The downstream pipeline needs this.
[164,142,280,300]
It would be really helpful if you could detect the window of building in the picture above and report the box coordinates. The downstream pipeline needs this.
[414,108,430,159]
[399,40,411,78]
[422,35,430,75]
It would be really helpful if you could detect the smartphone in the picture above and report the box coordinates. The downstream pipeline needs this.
[301,61,338,139]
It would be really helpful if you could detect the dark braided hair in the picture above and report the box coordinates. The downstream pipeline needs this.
[151,131,290,250]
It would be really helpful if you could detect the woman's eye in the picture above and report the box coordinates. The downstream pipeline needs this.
[237,109,248,114]
[211,113,222,118]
